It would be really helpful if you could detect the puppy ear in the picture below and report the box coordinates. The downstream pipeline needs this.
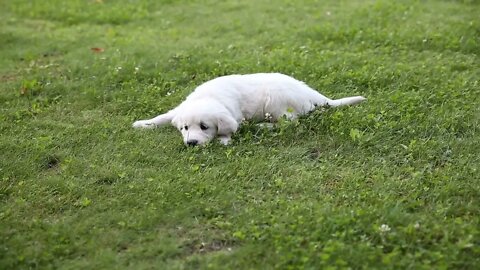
[217,114,238,136]
[170,114,178,127]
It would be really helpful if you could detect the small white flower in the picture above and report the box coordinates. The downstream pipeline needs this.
[115,66,122,72]
[134,67,140,73]
[166,91,172,96]
[414,222,420,229]
[326,11,331,16]
[379,224,391,233]
[265,112,272,119]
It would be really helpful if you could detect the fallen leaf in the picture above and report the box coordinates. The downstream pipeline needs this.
[91,47,105,53]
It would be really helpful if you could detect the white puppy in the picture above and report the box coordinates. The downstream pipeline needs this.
[133,73,365,146]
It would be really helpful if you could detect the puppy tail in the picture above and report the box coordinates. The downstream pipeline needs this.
[328,96,366,107]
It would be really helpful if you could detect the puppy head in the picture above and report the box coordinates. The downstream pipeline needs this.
[173,115,217,146]
[172,101,238,146]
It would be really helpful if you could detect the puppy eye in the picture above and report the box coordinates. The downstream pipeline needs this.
[183,125,188,131]
[200,123,208,130]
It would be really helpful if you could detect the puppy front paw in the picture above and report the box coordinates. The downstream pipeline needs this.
[218,136,231,145]
[132,120,156,129]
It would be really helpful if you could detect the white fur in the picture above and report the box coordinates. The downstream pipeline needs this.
[133,73,366,146]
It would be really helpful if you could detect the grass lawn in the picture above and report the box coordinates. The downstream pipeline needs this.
[1,0,479,268]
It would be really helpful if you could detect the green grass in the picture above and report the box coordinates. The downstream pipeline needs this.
[1,0,479,268]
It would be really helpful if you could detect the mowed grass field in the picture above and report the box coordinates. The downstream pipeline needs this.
[1,0,479,268]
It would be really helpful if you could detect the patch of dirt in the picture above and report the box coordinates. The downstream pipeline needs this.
[0,73,19,83]
[180,239,233,256]
[43,155,61,170]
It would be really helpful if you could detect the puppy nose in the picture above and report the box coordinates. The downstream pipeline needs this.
[187,139,198,146]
